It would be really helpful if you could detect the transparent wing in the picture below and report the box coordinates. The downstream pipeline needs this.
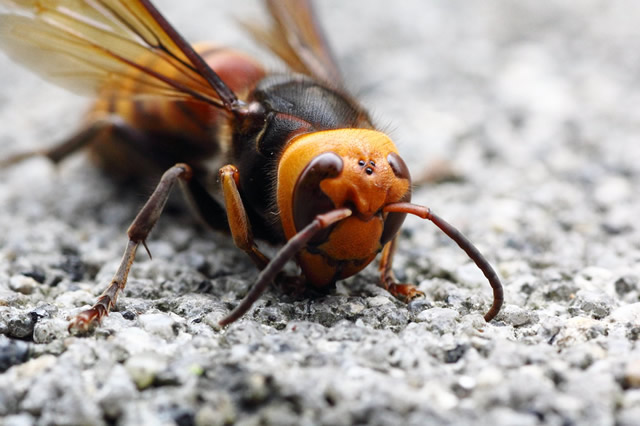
[244,0,343,87]
[0,0,231,106]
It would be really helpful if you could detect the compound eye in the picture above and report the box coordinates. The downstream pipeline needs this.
[380,152,411,245]
[387,152,411,181]
[380,193,411,246]
[292,152,344,243]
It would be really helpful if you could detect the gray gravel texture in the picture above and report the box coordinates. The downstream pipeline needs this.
[1,0,639,425]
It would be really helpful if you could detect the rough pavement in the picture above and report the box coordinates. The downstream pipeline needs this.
[1,1,639,425]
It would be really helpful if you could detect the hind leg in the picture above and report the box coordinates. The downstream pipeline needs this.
[0,115,144,167]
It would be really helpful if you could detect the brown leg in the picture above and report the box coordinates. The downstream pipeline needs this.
[379,236,425,302]
[0,115,134,167]
[219,208,352,326]
[68,163,193,333]
[219,164,270,269]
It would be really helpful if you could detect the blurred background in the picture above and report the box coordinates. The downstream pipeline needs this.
[1,1,639,425]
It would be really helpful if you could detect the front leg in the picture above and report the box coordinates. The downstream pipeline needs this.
[219,164,270,269]
[379,236,425,302]
[68,163,193,333]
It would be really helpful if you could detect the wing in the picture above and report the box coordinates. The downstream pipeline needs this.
[0,0,239,109]
[244,0,343,87]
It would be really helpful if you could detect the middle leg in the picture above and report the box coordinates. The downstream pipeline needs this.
[68,163,193,332]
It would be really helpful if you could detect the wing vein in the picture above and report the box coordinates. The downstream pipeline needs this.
[0,0,229,107]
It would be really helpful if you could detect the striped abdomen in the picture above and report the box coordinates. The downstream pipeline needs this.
[86,43,266,182]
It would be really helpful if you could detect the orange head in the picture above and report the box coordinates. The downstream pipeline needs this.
[277,129,411,286]
[225,132,502,326]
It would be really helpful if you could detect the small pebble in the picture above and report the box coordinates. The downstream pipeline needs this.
[0,336,29,372]
[125,352,168,390]
[624,359,640,389]
[9,276,39,295]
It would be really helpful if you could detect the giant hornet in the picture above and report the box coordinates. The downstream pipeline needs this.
[0,0,503,330]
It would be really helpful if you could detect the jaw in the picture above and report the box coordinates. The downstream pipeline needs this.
[298,213,384,287]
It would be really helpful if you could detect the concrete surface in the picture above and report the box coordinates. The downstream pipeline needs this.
[1,1,639,425]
